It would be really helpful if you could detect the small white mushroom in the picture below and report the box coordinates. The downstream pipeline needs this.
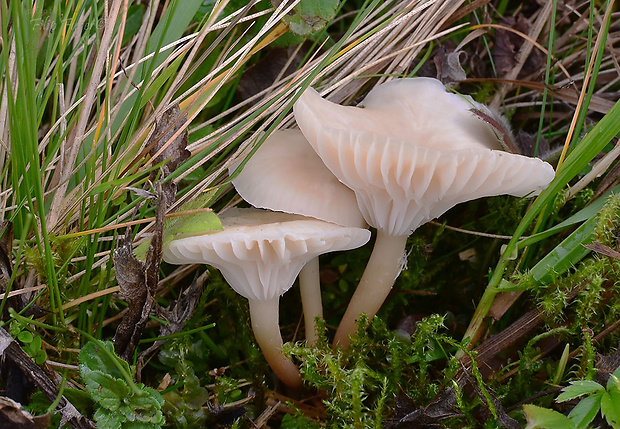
[294,77,555,347]
[230,129,367,345]
[162,208,370,388]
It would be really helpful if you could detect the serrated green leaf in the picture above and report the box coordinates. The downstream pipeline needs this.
[94,407,124,429]
[282,0,340,36]
[557,380,605,402]
[79,340,131,380]
[84,370,130,409]
[568,395,602,428]
[523,404,575,429]
[601,391,620,428]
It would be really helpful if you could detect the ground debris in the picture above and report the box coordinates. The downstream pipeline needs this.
[0,396,50,429]
[0,328,94,429]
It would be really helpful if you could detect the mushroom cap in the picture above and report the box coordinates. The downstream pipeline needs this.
[230,129,366,228]
[162,208,371,301]
[294,78,555,236]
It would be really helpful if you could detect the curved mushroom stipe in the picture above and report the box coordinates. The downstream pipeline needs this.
[297,258,322,345]
[163,208,371,385]
[294,78,555,347]
[230,130,368,345]
[249,298,302,389]
[333,231,407,347]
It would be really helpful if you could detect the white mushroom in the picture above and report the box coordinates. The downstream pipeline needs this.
[162,208,370,388]
[294,77,555,347]
[230,129,367,345]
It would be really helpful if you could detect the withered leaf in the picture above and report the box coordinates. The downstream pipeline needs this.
[236,45,310,103]
[149,103,190,173]
[583,242,620,260]
[384,389,461,428]
[595,345,620,385]
[148,104,190,209]
[433,46,467,83]
[492,14,544,77]
[0,396,50,429]
[113,187,167,362]
[0,222,13,292]
[595,157,620,200]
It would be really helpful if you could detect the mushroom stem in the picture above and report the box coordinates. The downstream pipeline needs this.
[333,231,408,348]
[248,297,303,389]
[298,258,322,346]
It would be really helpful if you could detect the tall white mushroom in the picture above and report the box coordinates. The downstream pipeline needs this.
[230,129,367,345]
[162,208,370,388]
[294,77,555,347]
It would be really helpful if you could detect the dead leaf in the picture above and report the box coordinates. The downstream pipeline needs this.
[470,108,519,154]
[0,396,50,429]
[149,104,190,173]
[434,46,467,83]
[583,242,620,260]
[148,104,190,209]
[113,186,167,361]
[493,15,544,77]
[237,44,310,103]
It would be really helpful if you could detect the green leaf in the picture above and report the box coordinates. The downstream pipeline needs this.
[94,407,124,429]
[163,209,222,244]
[280,413,322,429]
[79,340,132,381]
[523,404,575,429]
[125,386,165,423]
[17,330,33,343]
[83,370,130,410]
[568,395,602,428]
[557,380,605,402]
[601,390,620,428]
[30,334,42,351]
[34,349,47,365]
[135,191,222,261]
[607,373,620,393]
[282,0,340,36]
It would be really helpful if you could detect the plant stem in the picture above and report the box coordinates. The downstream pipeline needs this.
[299,258,322,346]
[248,297,302,390]
[333,231,408,348]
